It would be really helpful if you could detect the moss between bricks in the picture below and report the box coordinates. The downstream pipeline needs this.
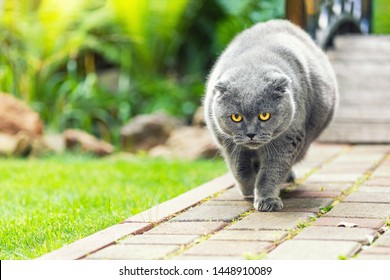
[330,150,390,205]
[163,234,213,260]
[164,207,257,259]
[269,148,387,256]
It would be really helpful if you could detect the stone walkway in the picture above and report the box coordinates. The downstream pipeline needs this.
[38,143,390,260]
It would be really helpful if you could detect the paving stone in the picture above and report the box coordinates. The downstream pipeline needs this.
[349,145,390,154]
[319,165,370,174]
[372,166,390,177]
[357,246,390,255]
[209,229,287,242]
[344,153,386,162]
[292,165,313,179]
[362,177,390,187]
[229,212,313,231]
[171,201,252,222]
[119,234,199,245]
[382,161,390,167]
[343,192,390,203]
[84,244,179,260]
[182,240,273,257]
[331,153,384,164]
[267,240,361,260]
[144,221,227,235]
[293,161,320,170]
[296,182,352,192]
[283,190,340,199]
[213,187,249,201]
[303,143,347,162]
[294,226,378,244]
[358,186,390,193]
[330,161,374,168]
[325,202,390,219]
[202,200,253,207]
[281,197,333,213]
[372,232,390,247]
[312,217,385,229]
[305,173,362,183]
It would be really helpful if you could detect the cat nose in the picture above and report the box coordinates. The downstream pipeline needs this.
[246,133,256,139]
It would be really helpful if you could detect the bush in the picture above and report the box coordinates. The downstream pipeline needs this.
[0,0,284,144]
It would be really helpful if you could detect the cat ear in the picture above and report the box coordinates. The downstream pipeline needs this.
[265,72,291,93]
[214,81,228,94]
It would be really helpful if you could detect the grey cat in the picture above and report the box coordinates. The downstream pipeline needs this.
[204,20,338,212]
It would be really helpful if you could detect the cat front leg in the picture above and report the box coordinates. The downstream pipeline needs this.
[222,147,258,196]
[253,160,292,212]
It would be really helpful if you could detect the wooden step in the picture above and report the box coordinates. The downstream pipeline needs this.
[319,35,390,144]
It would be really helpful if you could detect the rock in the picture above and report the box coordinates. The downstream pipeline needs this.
[0,132,33,156]
[120,112,183,153]
[64,129,114,156]
[43,133,66,153]
[149,126,219,160]
[192,106,206,126]
[0,93,47,157]
[0,133,19,156]
[0,93,44,137]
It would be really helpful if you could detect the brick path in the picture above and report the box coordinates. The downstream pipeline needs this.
[38,143,390,260]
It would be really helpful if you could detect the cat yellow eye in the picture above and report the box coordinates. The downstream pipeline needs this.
[259,112,271,121]
[231,114,243,123]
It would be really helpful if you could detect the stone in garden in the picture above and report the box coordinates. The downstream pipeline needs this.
[192,106,206,126]
[64,129,114,156]
[120,112,182,153]
[149,126,219,160]
[43,133,66,153]
[0,93,43,137]
[0,93,48,156]
[0,131,52,157]
[0,132,32,156]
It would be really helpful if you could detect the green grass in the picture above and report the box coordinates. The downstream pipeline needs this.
[0,154,227,260]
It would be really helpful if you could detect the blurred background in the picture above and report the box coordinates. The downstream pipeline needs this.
[0,0,389,153]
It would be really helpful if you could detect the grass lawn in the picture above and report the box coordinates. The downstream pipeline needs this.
[0,154,227,260]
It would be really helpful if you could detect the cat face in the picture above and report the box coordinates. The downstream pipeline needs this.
[212,71,295,149]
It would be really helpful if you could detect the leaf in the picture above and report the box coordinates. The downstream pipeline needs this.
[216,0,252,16]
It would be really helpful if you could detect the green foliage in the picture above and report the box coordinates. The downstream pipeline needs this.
[0,0,284,143]
[215,0,285,52]
[373,0,390,34]
[109,0,189,75]
[319,205,334,215]
[0,155,227,259]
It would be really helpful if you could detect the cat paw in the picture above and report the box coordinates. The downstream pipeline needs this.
[254,196,283,212]
[237,185,254,197]
[286,170,296,183]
